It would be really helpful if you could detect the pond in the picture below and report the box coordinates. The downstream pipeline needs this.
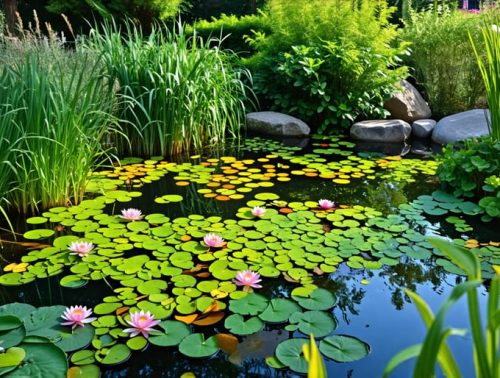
[0,135,498,377]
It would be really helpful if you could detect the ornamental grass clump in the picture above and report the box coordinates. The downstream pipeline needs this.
[86,21,252,156]
[470,16,500,141]
[0,46,116,214]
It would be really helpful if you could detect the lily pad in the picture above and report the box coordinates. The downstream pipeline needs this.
[258,299,301,323]
[275,338,309,374]
[149,320,191,347]
[319,335,370,362]
[229,293,268,316]
[291,288,337,311]
[224,314,264,335]
[178,333,219,358]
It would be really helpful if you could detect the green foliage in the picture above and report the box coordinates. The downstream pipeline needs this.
[85,21,252,156]
[187,14,270,56]
[470,14,500,141]
[400,6,491,117]
[0,35,116,214]
[437,138,500,220]
[245,0,408,133]
[384,237,500,378]
[46,0,185,22]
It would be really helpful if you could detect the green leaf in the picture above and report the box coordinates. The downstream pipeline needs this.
[319,335,370,362]
[0,316,22,331]
[149,320,190,347]
[0,347,25,370]
[275,338,309,374]
[224,314,264,335]
[428,237,481,280]
[289,311,336,338]
[383,344,422,377]
[258,299,301,323]
[7,342,68,377]
[291,288,337,311]
[178,333,219,358]
[229,293,268,316]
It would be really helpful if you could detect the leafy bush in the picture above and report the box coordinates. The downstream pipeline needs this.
[400,6,492,117]
[187,14,269,56]
[85,21,252,156]
[437,138,500,220]
[245,0,408,133]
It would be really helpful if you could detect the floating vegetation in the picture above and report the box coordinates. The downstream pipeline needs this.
[0,135,498,377]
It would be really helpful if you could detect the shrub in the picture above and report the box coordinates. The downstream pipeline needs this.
[400,6,492,117]
[86,21,252,156]
[245,0,408,133]
[187,14,269,56]
[437,137,500,220]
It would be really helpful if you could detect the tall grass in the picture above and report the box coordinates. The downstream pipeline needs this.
[0,48,117,213]
[470,16,500,141]
[86,21,252,157]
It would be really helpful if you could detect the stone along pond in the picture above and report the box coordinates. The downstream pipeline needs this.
[0,135,497,377]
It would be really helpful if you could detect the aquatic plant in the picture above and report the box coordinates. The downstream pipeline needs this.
[85,21,252,156]
[318,199,335,210]
[233,270,262,290]
[61,306,97,329]
[384,237,500,378]
[0,49,116,214]
[119,208,144,221]
[124,310,160,338]
[68,241,94,258]
[203,233,225,248]
[251,206,266,217]
[470,15,500,141]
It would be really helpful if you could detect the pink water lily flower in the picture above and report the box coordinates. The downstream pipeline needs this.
[234,270,262,289]
[68,241,94,257]
[251,206,266,217]
[61,306,96,329]
[203,233,225,248]
[318,199,335,210]
[123,310,160,338]
[119,208,144,221]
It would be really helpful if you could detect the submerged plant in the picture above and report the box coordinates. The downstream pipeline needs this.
[233,270,262,290]
[124,310,160,338]
[68,241,94,258]
[61,306,96,329]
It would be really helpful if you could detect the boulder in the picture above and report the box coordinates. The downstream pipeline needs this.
[350,119,411,143]
[432,109,491,145]
[246,112,310,137]
[384,80,432,122]
[412,119,436,138]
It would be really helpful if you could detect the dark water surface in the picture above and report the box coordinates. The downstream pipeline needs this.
[0,137,495,377]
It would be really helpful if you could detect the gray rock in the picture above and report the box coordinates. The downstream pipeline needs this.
[350,119,411,142]
[432,109,491,145]
[412,119,436,138]
[384,80,432,122]
[246,111,310,137]
[410,137,433,156]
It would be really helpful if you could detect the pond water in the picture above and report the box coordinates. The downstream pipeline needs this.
[0,135,497,377]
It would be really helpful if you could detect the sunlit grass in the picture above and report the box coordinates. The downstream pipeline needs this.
[86,21,253,156]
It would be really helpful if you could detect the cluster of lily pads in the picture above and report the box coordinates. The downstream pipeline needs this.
[0,135,498,376]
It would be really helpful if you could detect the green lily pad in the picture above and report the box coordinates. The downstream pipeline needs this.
[149,320,190,347]
[70,350,96,365]
[291,288,337,311]
[0,347,25,371]
[178,333,219,358]
[224,314,264,335]
[258,299,301,323]
[96,343,131,365]
[289,310,337,338]
[8,342,68,377]
[23,229,55,240]
[275,338,309,374]
[319,335,370,362]
[229,293,268,316]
